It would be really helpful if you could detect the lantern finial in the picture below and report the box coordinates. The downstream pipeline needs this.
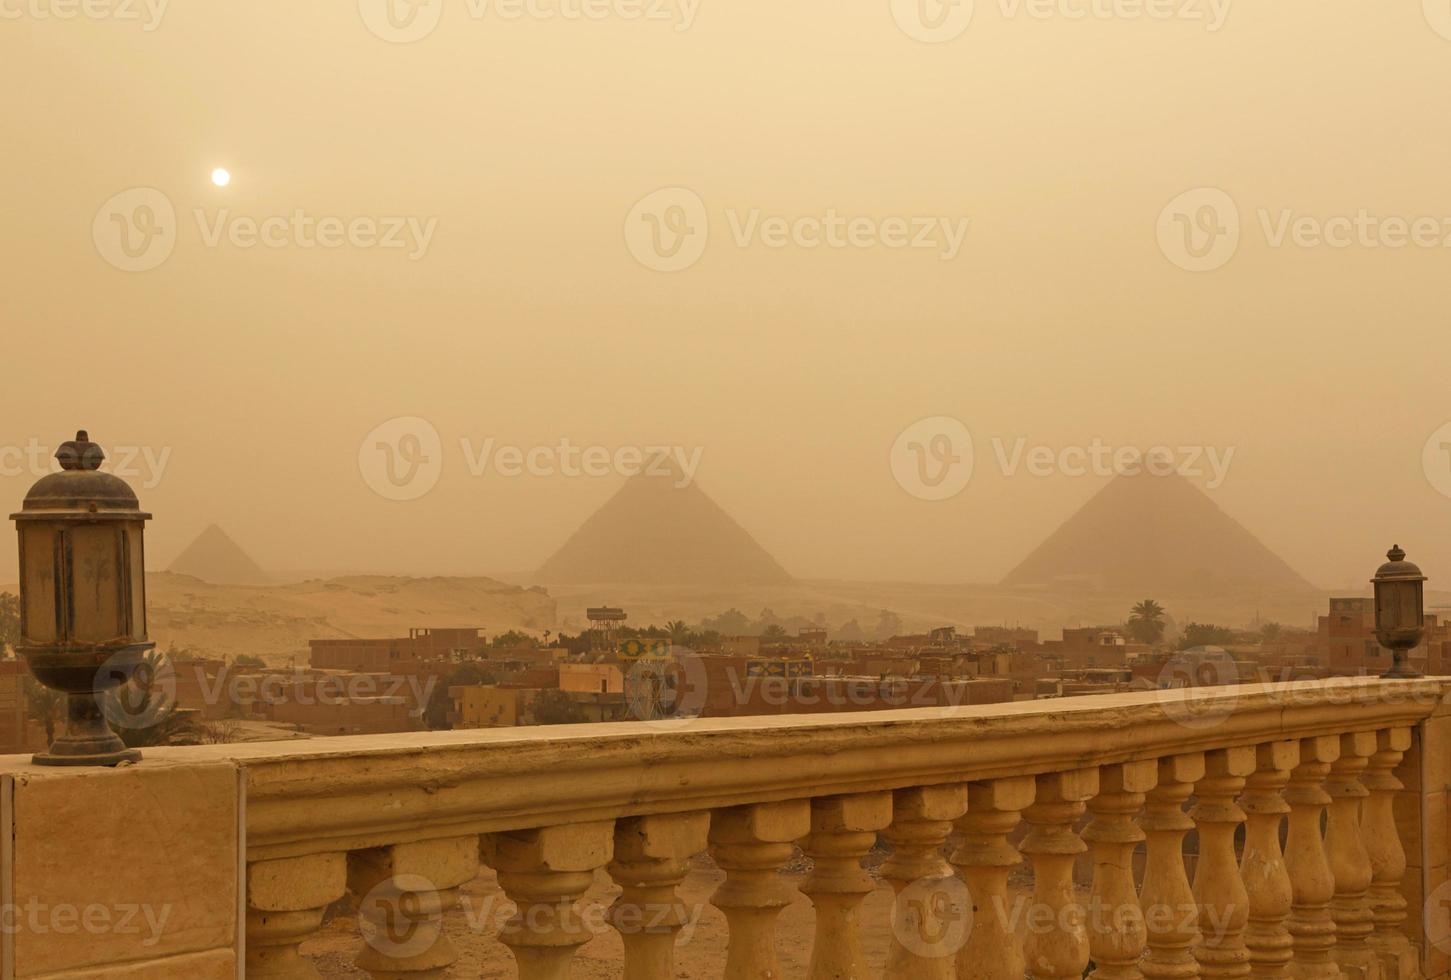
[1388,543,1406,563]
[55,430,104,472]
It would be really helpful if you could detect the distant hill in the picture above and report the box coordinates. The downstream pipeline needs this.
[537,467,792,586]
[1001,472,1316,595]
[168,524,272,586]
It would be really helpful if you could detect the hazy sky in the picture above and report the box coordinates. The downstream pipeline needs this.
[4,1,1450,591]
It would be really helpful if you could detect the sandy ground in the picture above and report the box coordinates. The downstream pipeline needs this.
[306,853,1043,978]
[137,572,558,664]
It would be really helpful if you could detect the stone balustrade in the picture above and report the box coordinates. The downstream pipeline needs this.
[1,678,1449,979]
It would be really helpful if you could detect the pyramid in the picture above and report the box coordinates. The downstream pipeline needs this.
[168,525,273,586]
[1000,472,1315,594]
[536,466,792,586]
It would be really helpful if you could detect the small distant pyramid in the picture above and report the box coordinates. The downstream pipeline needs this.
[1001,471,1315,594]
[168,525,272,586]
[537,463,792,586]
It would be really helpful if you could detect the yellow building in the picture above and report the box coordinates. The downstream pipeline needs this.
[450,685,529,728]
[559,662,625,695]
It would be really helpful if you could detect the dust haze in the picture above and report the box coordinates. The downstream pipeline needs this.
[5,0,1451,616]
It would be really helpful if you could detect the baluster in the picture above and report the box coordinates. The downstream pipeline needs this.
[349,836,480,979]
[485,820,615,980]
[800,792,893,979]
[1022,768,1100,980]
[1240,740,1300,980]
[1361,728,1418,980]
[709,800,811,980]
[952,776,1037,980]
[1327,732,1380,980]
[1285,735,1341,980]
[1193,747,1257,980]
[882,784,970,980]
[1141,753,1207,980]
[245,853,347,979]
[1083,761,1157,980]
[608,812,710,980]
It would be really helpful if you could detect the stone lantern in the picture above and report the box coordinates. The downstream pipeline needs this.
[10,431,152,765]
[1372,544,1425,680]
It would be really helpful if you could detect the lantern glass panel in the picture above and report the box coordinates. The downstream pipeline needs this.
[19,524,58,645]
[1401,581,1423,628]
[124,522,146,639]
[1375,584,1394,631]
[67,524,124,645]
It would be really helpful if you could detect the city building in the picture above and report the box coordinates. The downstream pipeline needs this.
[309,627,489,670]
[1317,597,1451,676]
[452,685,537,729]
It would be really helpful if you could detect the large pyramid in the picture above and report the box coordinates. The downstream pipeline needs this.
[1001,472,1315,594]
[168,524,273,586]
[536,467,792,586]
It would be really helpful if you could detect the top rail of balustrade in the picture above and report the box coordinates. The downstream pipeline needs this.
[25,677,1447,862]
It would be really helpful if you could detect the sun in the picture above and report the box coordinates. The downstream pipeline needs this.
[210,168,231,188]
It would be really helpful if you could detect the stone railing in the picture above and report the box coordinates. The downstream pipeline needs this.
[1,678,1448,979]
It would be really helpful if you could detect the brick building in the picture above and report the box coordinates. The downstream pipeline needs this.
[1317,597,1451,676]
[309,627,489,671]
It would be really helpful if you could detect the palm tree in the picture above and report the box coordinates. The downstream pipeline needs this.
[1126,599,1167,645]
[665,620,691,646]
[104,650,203,748]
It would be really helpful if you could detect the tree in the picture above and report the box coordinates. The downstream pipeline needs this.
[874,610,903,641]
[701,608,751,637]
[0,592,20,656]
[761,624,788,642]
[195,720,243,744]
[1179,622,1235,650]
[665,620,691,646]
[530,688,586,725]
[1126,600,1167,645]
[94,649,203,748]
[492,630,537,649]
[835,619,866,643]
[233,654,266,669]
[1259,622,1283,642]
[23,675,61,745]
